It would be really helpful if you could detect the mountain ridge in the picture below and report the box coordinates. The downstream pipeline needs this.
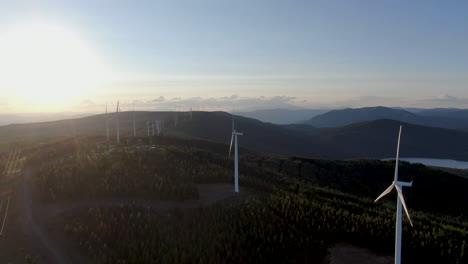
[2,111,468,161]
[304,106,468,129]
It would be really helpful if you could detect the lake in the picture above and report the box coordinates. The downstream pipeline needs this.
[382,158,468,169]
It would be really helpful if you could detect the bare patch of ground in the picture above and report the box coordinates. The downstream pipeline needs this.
[324,243,392,264]
[23,170,257,264]
[37,183,256,220]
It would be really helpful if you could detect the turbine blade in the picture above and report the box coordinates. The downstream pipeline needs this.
[225,134,234,178]
[228,134,234,162]
[374,184,395,203]
[394,125,402,182]
[395,185,413,227]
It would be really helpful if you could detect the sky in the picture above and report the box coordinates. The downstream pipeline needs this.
[0,0,467,113]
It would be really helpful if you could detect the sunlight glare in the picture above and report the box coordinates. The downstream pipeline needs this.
[0,21,107,111]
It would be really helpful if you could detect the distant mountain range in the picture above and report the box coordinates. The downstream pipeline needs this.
[304,106,468,129]
[175,113,468,161]
[236,109,327,124]
[2,111,468,161]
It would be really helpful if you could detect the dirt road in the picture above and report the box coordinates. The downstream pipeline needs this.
[8,168,253,264]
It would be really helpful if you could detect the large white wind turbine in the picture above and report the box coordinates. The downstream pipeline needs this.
[105,103,109,141]
[133,103,136,137]
[116,101,120,144]
[228,113,243,193]
[375,125,413,264]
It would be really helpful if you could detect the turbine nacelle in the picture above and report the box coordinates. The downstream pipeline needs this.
[374,180,413,227]
[395,180,412,187]
[233,131,243,136]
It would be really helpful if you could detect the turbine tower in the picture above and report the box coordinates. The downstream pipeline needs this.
[228,113,243,193]
[375,125,413,264]
[105,103,109,141]
[156,120,161,136]
[133,103,136,137]
[116,101,120,144]
[146,121,150,137]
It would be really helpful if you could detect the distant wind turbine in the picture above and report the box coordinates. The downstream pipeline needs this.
[156,120,161,136]
[133,103,136,137]
[374,125,413,264]
[116,101,120,144]
[105,103,109,141]
[227,112,243,193]
[146,121,150,137]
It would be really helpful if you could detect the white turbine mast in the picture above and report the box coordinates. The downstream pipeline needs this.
[374,125,413,264]
[156,120,161,136]
[116,100,120,144]
[227,111,243,193]
[133,103,136,137]
[105,103,110,141]
[146,121,150,137]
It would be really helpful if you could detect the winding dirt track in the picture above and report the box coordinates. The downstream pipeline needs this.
[17,169,253,264]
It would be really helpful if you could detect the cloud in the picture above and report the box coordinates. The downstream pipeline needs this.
[152,96,165,103]
[74,94,468,114]
[435,94,458,102]
[421,94,468,107]
[332,94,468,109]
[80,99,95,106]
[128,95,304,111]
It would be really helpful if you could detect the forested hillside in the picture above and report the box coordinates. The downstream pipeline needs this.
[13,134,467,263]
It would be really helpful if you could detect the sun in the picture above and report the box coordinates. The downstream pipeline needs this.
[0,21,107,111]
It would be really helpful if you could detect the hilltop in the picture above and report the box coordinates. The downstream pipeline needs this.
[2,111,468,161]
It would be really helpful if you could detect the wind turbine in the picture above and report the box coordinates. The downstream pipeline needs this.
[156,120,161,136]
[133,103,136,137]
[375,125,413,264]
[228,112,243,193]
[105,103,110,141]
[146,121,150,137]
[116,101,120,144]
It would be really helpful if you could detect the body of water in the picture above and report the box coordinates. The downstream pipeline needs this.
[382,158,468,169]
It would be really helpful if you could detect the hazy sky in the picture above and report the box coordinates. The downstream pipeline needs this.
[0,0,467,112]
